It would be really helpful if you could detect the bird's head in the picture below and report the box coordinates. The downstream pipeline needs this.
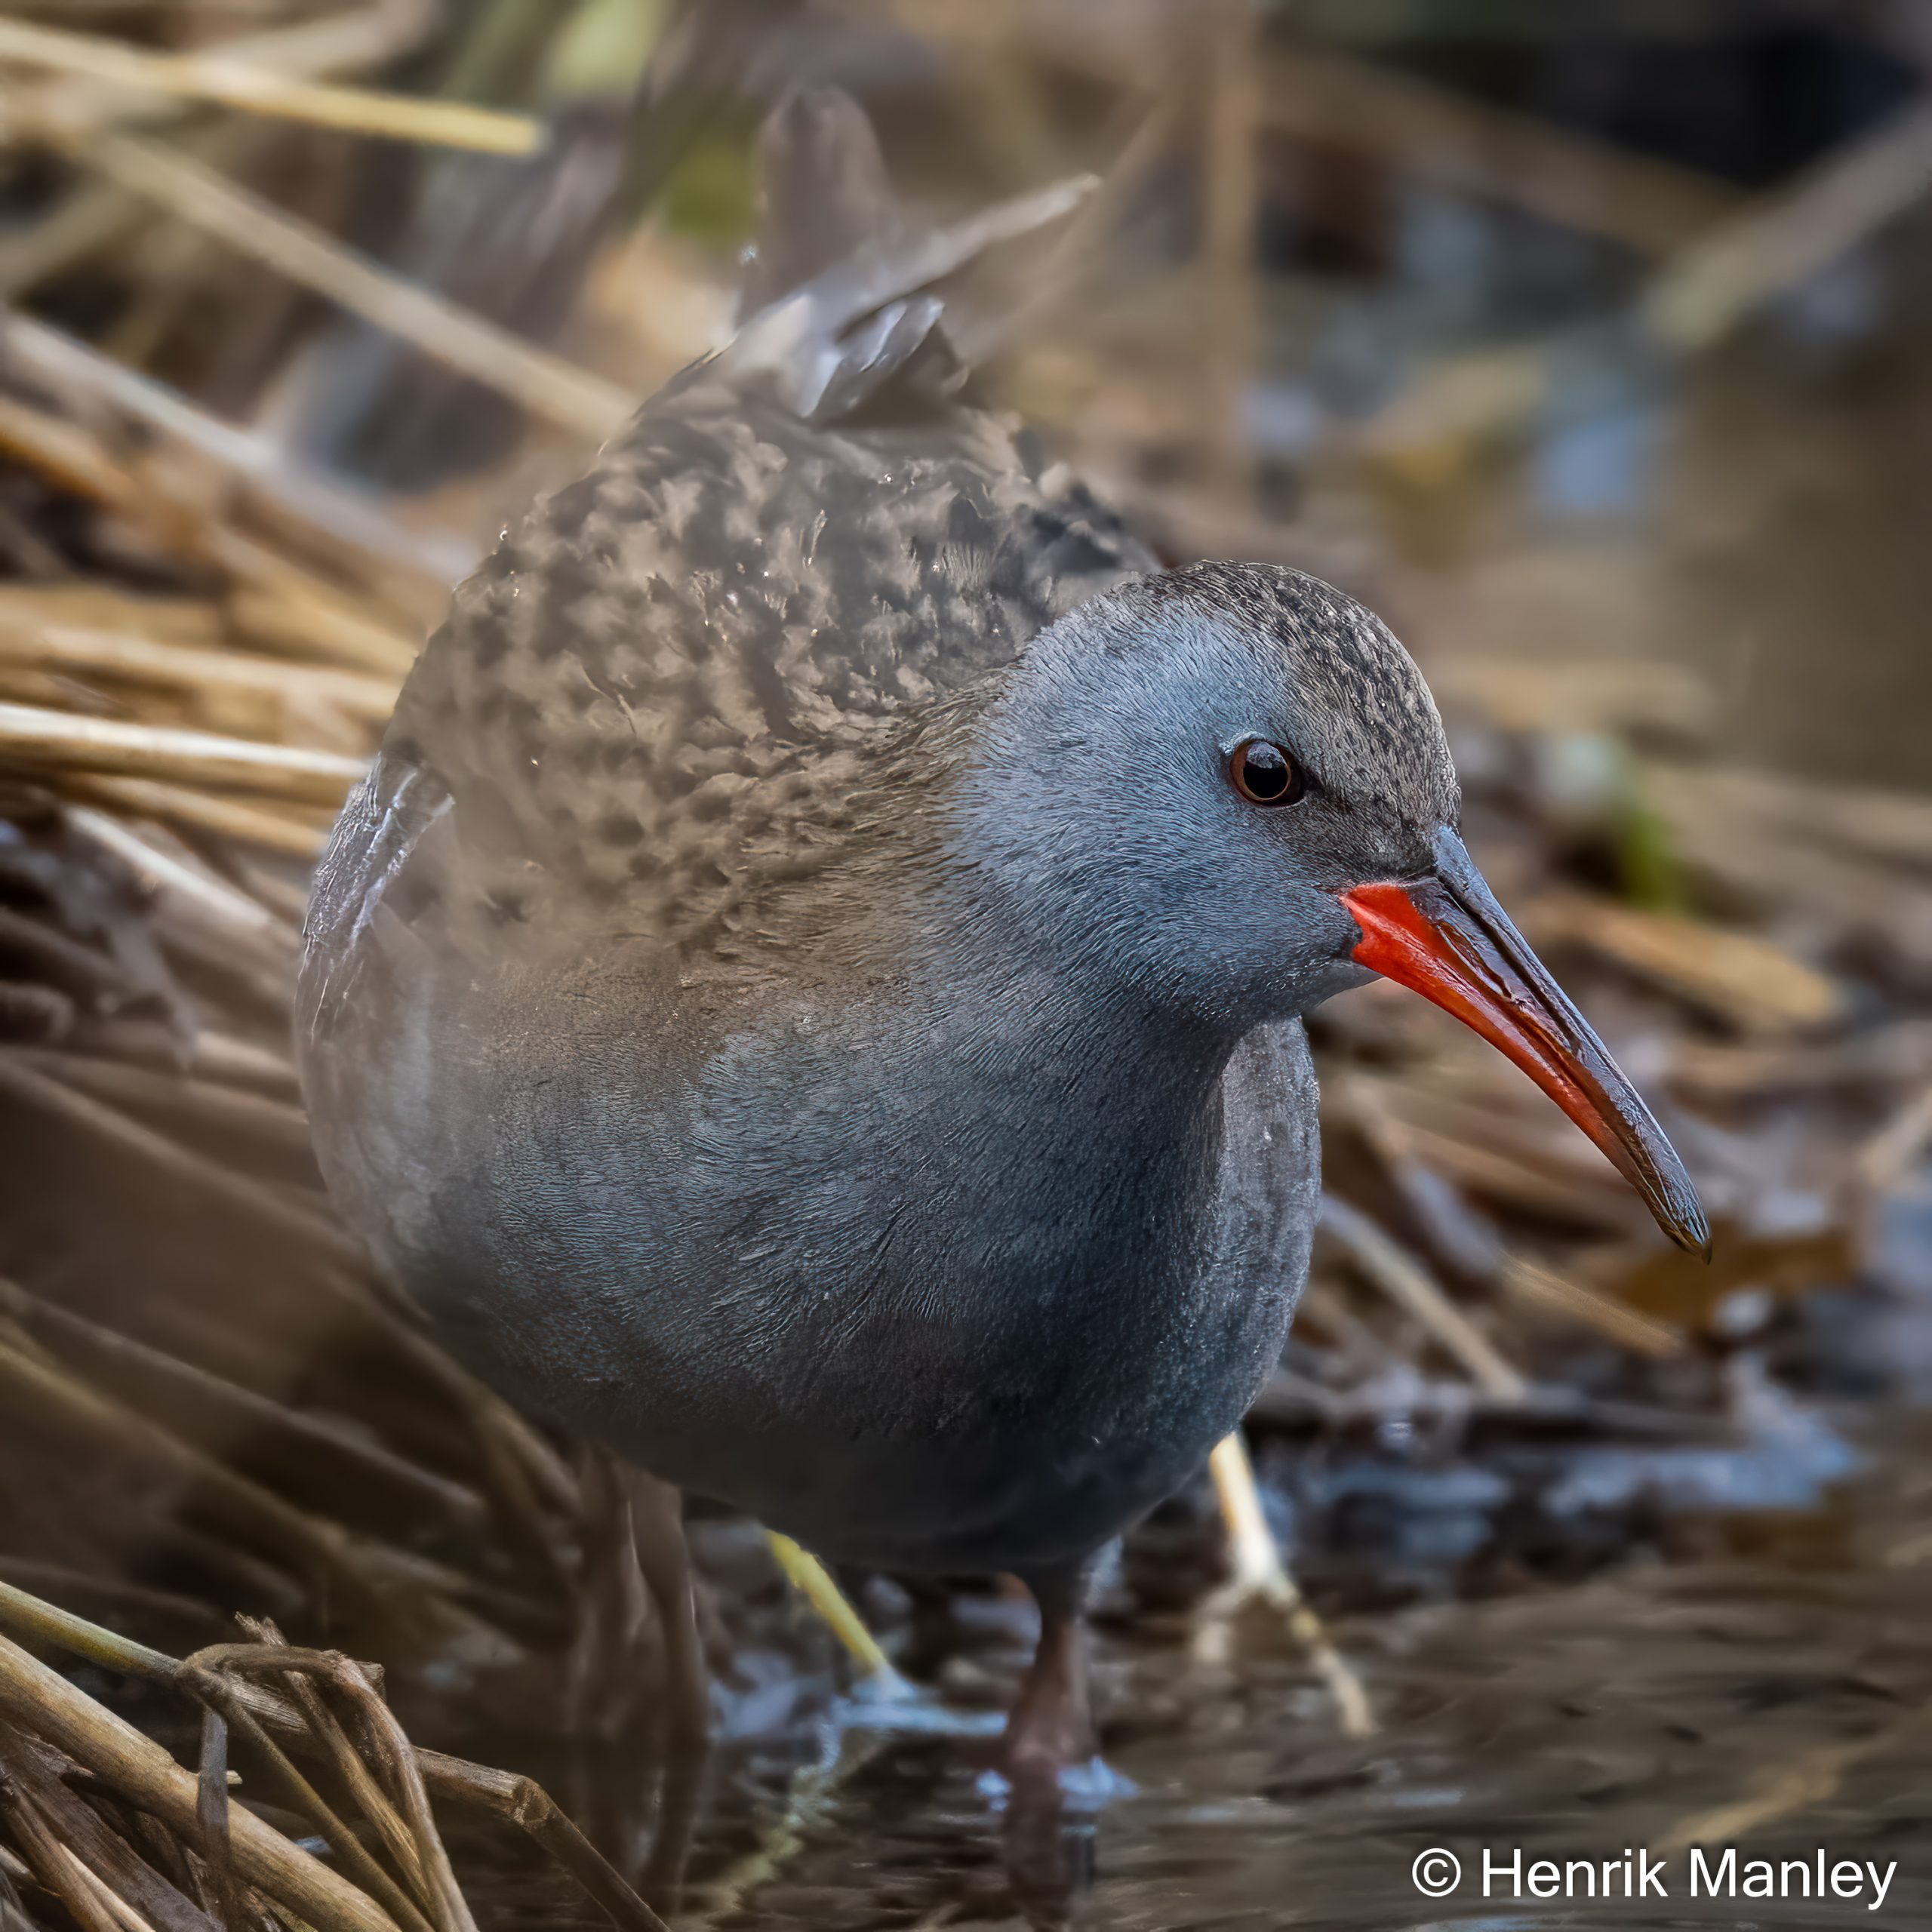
[955,558,1708,1255]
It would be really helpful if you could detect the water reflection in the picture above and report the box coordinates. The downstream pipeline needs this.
[615,1418,1932,1931]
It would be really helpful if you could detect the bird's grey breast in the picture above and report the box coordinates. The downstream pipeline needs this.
[295,362,1158,1476]
[630,1005,1321,1570]
[425,986,1321,1574]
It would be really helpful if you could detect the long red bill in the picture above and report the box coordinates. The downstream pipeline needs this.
[1340,829,1710,1257]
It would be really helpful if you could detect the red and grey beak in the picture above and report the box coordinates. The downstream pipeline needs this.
[1340,829,1710,1257]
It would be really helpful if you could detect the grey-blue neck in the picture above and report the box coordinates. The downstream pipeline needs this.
[883,897,1240,1285]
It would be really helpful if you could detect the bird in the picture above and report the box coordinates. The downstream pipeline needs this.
[297,88,1707,1830]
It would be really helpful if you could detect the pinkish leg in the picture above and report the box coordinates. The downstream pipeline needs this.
[1001,1568,1096,1789]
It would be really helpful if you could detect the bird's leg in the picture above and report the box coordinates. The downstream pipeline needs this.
[627,1471,709,1913]
[1002,1566,1096,1791]
[1197,1431,1375,1739]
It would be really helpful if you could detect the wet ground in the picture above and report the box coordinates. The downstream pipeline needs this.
[704,1432,1927,1932]
[420,1411,1927,1931]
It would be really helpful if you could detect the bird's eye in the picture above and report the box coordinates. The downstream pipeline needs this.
[1228,739,1305,807]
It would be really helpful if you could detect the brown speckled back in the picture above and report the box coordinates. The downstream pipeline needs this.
[365,376,1148,955]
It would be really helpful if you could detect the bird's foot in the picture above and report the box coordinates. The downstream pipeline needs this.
[987,1638,1125,1932]
[976,1755,1137,1813]
[998,1709,1096,1801]
[989,1595,1131,1808]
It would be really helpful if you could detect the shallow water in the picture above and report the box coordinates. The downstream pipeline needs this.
[464,1411,1922,1931]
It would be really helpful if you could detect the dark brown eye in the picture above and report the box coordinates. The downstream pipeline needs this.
[1229,738,1304,806]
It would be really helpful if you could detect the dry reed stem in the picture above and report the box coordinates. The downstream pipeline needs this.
[891,0,1738,253]
[0,1772,125,1932]
[226,587,420,680]
[1342,72,1932,470]
[1531,892,1840,1035]
[1337,1074,1501,1280]
[224,1,442,85]
[1644,97,1932,352]
[190,1675,436,1932]
[0,701,365,803]
[1,623,400,726]
[0,589,220,643]
[5,1051,312,1159]
[0,1585,176,1681]
[242,1623,429,1912]
[0,1275,487,1533]
[0,309,473,586]
[83,133,633,444]
[2,0,440,112]
[1371,1107,1639,1232]
[192,1648,477,1932]
[171,1029,297,1095]
[0,1583,666,1932]
[0,907,128,1003]
[0,1321,456,1642]
[1657,1725,1910,1854]
[66,806,298,955]
[0,19,541,156]
[0,1733,210,1932]
[1200,1433,1377,1740]
[0,0,442,155]
[0,1563,217,1642]
[315,1284,584,1534]
[66,777,331,860]
[0,1050,577,1570]
[405,1752,669,1932]
[0,392,144,514]
[1198,0,1259,501]
[1498,1253,1685,1359]
[0,1632,402,1932]
[192,1706,242,1931]
[0,181,137,299]
[1855,1082,1932,1198]
[1319,1195,1531,1401]
[52,1841,162,1932]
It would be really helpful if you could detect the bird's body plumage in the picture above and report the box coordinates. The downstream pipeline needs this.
[299,358,1321,1581]
[300,99,1709,1820]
